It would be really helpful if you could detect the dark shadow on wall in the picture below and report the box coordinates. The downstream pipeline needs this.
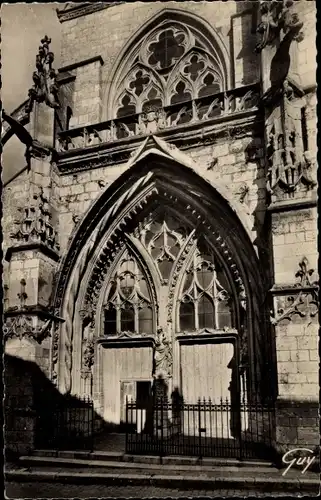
[231,3,260,87]
[4,353,107,463]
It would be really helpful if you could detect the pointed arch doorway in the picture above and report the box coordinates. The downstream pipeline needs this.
[53,138,274,456]
[95,203,242,428]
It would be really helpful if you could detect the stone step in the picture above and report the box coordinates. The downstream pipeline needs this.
[5,467,320,493]
[19,455,276,475]
[32,449,274,468]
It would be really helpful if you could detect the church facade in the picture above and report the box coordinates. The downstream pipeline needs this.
[3,1,318,459]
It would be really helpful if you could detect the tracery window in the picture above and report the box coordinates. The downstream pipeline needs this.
[103,214,234,337]
[179,241,233,331]
[138,211,189,282]
[112,20,226,119]
[104,252,153,335]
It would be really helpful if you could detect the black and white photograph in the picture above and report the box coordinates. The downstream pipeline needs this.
[2,1,319,498]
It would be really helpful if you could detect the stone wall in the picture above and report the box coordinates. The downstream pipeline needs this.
[57,133,266,254]
[3,170,30,254]
[294,1,317,88]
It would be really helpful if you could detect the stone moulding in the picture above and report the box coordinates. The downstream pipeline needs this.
[56,109,261,175]
[5,243,60,263]
[58,56,104,75]
[176,328,238,343]
[56,3,120,23]
[96,335,155,349]
[267,195,317,213]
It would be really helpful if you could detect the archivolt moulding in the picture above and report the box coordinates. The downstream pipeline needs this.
[52,135,266,395]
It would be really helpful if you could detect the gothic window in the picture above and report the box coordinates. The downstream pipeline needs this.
[138,211,188,282]
[104,252,153,335]
[179,242,233,331]
[112,20,226,119]
[102,214,236,339]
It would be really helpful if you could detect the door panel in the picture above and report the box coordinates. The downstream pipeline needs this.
[180,341,234,402]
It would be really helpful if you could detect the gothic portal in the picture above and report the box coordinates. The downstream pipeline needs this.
[3,1,318,458]
[52,137,268,427]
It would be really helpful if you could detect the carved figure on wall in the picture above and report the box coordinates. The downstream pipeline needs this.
[255,1,283,53]
[153,327,172,380]
[82,340,95,372]
[255,0,304,53]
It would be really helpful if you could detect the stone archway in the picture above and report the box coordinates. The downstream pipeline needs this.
[51,136,271,427]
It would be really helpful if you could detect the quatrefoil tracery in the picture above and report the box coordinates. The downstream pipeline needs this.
[114,22,225,116]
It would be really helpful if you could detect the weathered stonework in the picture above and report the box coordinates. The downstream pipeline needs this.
[3,1,318,459]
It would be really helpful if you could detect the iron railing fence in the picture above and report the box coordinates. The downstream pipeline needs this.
[35,395,94,451]
[126,397,275,460]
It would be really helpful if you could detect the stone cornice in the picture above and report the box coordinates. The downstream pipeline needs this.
[56,109,262,175]
[58,56,104,74]
[267,195,317,213]
[5,243,60,263]
[96,336,155,349]
[176,331,238,345]
[57,3,123,23]
[4,306,65,323]
[270,284,318,296]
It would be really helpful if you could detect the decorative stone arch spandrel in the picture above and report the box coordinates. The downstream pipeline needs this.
[51,139,269,401]
[104,8,231,121]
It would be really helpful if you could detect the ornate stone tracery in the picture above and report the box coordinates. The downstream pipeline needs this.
[111,18,227,120]
[52,138,266,396]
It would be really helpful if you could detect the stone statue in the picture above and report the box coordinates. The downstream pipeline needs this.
[154,327,172,379]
